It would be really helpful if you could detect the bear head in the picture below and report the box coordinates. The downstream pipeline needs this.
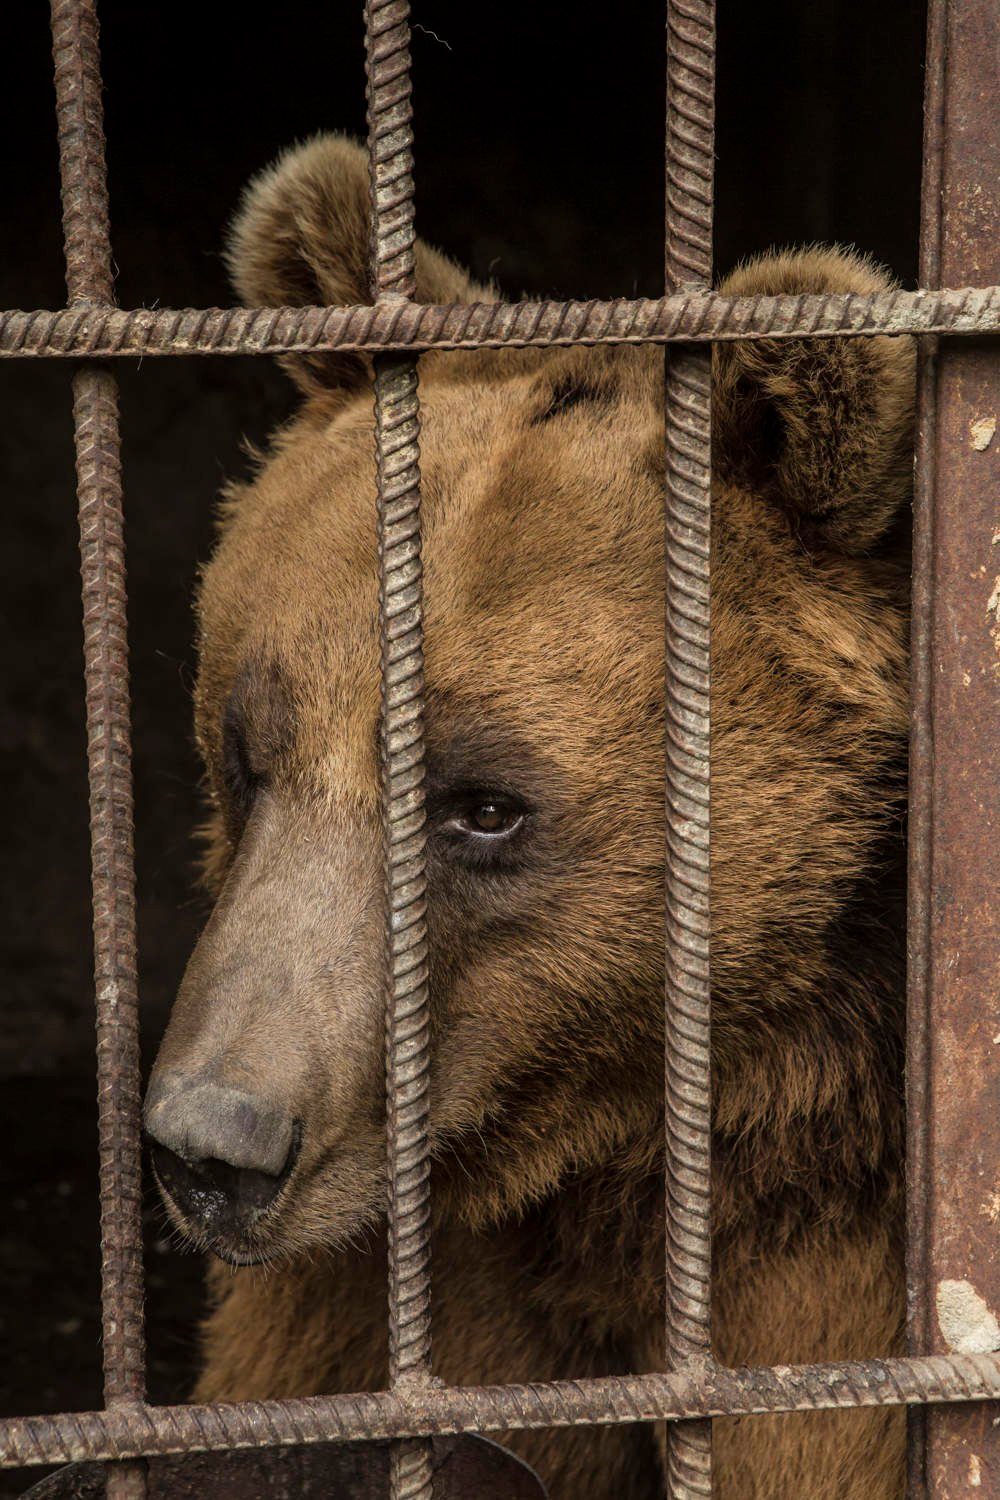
[145,136,914,1267]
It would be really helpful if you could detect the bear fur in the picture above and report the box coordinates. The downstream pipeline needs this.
[148,135,915,1498]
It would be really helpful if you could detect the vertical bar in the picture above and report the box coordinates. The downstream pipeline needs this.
[908,0,1000,1495]
[664,0,715,1496]
[905,2,946,1490]
[50,3,146,1499]
[365,4,433,1499]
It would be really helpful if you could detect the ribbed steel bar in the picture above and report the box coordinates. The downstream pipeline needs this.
[663,0,715,1493]
[2,285,1000,359]
[365,4,432,1499]
[6,1355,1000,1470]
[51,0,113,306]
[50,5,145,1499]
[665,0,715,291]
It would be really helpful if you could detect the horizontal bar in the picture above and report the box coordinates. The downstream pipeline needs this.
[4,1354,1000,1470]
[1,285,999,361]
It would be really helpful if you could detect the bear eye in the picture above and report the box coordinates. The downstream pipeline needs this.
[469,799,520,834]
[443,794,525,841]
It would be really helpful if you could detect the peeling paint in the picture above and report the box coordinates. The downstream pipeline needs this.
[988,576,1000,622]
[936,1279,1000,1354]
[970,1452,983,1486]
[981,1189,1000,1224]
[970,415,997,450]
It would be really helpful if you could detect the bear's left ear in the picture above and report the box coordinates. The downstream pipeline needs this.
[226,133,492,396]
[711,248,916,553]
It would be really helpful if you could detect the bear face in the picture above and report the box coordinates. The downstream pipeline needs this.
[145,136,914,1276]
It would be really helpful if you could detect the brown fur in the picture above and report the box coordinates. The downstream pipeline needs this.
[149,135,915,1496]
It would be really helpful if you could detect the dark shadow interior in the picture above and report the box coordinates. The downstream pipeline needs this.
[0,2,925,1492]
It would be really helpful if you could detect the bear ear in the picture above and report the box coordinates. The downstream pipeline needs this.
[711,248,916,553]
[226,133,492,396]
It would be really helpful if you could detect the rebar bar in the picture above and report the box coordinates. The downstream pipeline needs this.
[5,1354,1000,1471]
[663,0,715,1492]
[50,3,146,1497]
[2,284,999,360]
[365,3,433,1498]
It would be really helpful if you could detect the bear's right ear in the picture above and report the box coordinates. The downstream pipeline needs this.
[226,134,492,397]
[711,248,916,554]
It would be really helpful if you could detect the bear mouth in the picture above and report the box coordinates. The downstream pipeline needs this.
[205,1238,275,1269]
[149,1121,303,1266]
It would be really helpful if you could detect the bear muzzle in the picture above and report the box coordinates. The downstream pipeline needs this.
[144,1070,302,1261]
[144,800,387,1260]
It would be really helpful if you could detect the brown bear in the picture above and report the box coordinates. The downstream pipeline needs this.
[144,135,914,1499]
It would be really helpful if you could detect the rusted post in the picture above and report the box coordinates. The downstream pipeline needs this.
[663,0,716,1493]
[908,0,1000,1494]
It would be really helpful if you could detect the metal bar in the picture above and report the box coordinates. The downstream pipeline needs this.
[7,1355,1000,1469]
[663,0,715,1492]
[50,4,146,1499]
[905,0,947,1489]
[51,0,113,307]
[2,286,1000,359]
[365,4,433,1499]
[907,0,1000,1495]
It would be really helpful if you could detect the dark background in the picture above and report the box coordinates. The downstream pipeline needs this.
[0,2,925,1493]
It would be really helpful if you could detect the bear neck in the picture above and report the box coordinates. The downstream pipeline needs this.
[713,825,906,1258]
[432,827,906,1355]
[508,836,905,1341]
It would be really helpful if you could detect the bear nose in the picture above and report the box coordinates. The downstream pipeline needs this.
[144,1074,295,1176]
[144,1073,300,1236]
[148,1138,297,1240]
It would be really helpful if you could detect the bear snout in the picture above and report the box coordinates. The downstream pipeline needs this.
[145,1071,301,1257]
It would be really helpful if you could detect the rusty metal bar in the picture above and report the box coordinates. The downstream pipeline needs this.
[905,0,947,1490]
[50,4,146,1500]
[7,1355,1000,1470]
[365,4,433,1499]
[663,0,715,1493]
[906,0,949,1343]
[907,0,1000,1495]
[2,285,1000,359]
